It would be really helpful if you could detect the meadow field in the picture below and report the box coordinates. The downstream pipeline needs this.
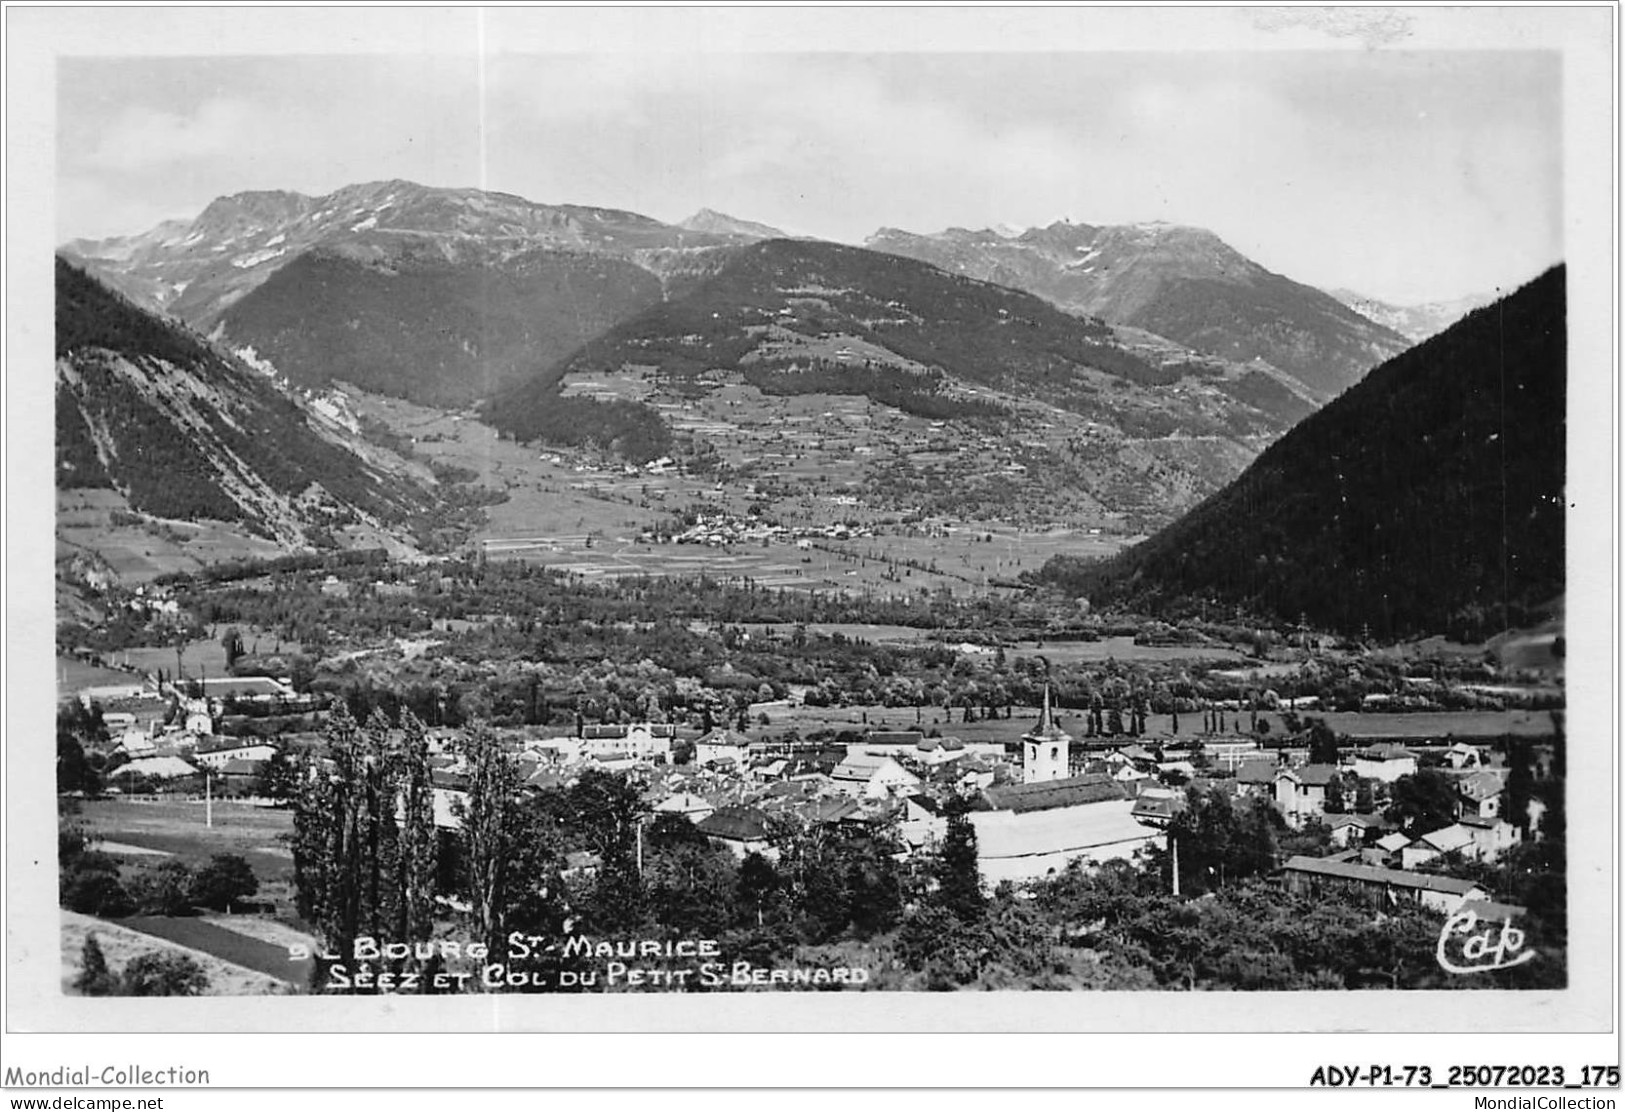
[58,489,287,584]
[351,385,1138,599]
[78,797,296,889]
[64,798,311,992]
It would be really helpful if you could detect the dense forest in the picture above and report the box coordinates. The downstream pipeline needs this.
[219,247,665,408]
[1036,266,1566,642]
[479,393,673,464]
[1128,269,1407,400]
[55,258,438,533]
[741,358,1009,423]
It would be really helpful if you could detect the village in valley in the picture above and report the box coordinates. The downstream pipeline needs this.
[56,555,1566,994]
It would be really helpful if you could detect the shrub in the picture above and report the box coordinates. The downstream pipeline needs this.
[61,870,134,918]
[190,854,259,912]
[130,861,197,916]
[74,934,119,996]
[119,951,209,997]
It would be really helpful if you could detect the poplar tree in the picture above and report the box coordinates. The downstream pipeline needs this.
[393,710,438,945]
[293,701,362,959]
[456,721,523,961]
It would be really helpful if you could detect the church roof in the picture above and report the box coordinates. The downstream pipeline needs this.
[979,773,1127,814]
[1022,685,1073,745]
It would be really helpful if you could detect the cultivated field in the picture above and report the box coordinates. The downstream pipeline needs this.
[350,385,1143,600]
[58,489,286,584]
[55,656,139,694]
[113,625,304,680]
[1309,709,1559,739]
[762,701,1558,748]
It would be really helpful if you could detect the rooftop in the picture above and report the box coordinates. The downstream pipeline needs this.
[1279,763,1340,786]
[1456,769,1507,802]
[1281,855,1481,895]
[981,773,1127,814]
[697,806,772,842]
[1235,759,1279,785]
[833,752,910,780]
[696,728,751,748]
[1356,743,1417,760]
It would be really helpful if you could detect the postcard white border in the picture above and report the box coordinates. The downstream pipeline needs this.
[4,3,1618,1085]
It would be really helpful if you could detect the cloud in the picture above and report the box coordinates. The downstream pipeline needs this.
[54,51,1562,301]
[78,99,253,172]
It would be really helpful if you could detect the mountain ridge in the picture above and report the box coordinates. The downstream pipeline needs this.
[678,208,786,239]
[866,219,1411,401]
[59,180,784,408]
[480,237,1317,525]
[1326,286,1503,343]
[1034,265,1566,641]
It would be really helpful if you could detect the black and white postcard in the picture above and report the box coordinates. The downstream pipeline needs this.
[4,4,1617,1092]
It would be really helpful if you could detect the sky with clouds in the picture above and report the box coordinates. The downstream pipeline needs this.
[56,32,1565,304]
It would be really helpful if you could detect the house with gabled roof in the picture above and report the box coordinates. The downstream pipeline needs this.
[114,730,157,758]
[1350,743,1418,783]
[654,792,716,824]
[831,752,921,799]
[528,735,585,764]
[1110,743,1159,768]
[800,796,866,827]
[1400,823,1479,869]
[695,728,752,768]
[1374,830,1411,858]
[751,758,790,782]
[589,751,640,774]
[1445,743,1483,770]
[1110,761,1153,786]
[1130,787,1185,828]
[1272,764,1340,826]
[1457,812,1522,863]
[217,757,267,791]
[1455,769,1507,820]
[1324,812,1388,849]
[696,805,776,860]
[1234,758,1279,799]
[111,755,199,783]
[912,734,976,767]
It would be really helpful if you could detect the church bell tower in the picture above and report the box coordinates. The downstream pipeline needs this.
[1023,685,1073,784]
